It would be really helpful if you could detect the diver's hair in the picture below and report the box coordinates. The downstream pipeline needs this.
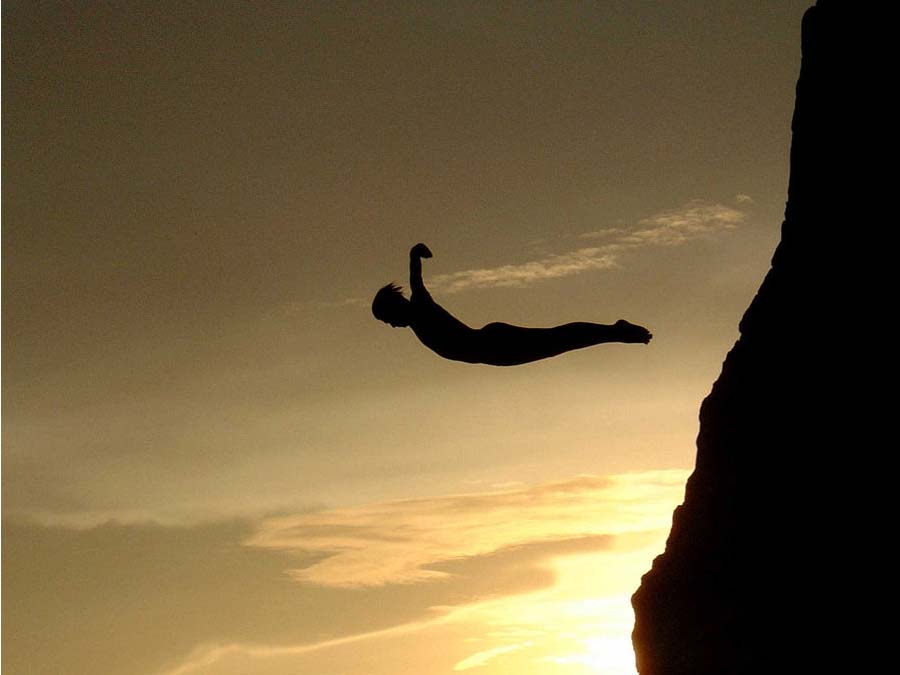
[371,282,407,321]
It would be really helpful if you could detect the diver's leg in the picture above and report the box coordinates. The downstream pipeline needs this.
[542,321,649,348]
[477,321,650,366]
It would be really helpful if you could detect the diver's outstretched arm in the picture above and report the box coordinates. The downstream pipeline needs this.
[409,243,433,299]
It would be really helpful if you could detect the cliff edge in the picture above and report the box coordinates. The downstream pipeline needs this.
[631,3,875,673]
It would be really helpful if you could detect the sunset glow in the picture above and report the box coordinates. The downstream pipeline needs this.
[157,471,685,675]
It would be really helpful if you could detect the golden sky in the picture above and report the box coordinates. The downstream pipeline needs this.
[3,2,809,673]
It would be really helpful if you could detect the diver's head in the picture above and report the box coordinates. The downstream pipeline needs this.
[372,283,411,327]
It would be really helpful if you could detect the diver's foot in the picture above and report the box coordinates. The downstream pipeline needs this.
[614,319,652,344]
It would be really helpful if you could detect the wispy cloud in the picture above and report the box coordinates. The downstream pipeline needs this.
[247,469,688,588]
[164,612,459,675]
[6,470,687,675]
[431,249,620,293]
[164,469,686,674]
[453,642,533,671]
[430,201,745,293]
[614,201,744,246]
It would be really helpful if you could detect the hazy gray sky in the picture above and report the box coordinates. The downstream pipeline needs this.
[4,2,809,673]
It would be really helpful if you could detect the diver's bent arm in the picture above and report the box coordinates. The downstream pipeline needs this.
[409,243,433,299]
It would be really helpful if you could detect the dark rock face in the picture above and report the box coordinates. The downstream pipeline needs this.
[631,3,873,673]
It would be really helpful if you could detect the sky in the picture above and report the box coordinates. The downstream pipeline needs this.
[3,2,810,673]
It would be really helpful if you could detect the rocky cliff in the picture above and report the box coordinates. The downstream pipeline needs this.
[631,3,875,673]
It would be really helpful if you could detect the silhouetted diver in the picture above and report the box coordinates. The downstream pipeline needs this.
[372,244,651,366]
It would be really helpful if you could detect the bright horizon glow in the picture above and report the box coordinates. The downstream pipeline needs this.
[158,470,685,675]
[444,545,665,675]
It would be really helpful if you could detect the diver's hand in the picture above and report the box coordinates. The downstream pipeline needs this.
[410,243,433,259]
